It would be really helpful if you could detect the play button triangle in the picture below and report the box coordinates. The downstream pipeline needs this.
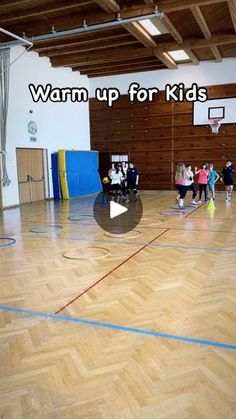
[110,201,128,219]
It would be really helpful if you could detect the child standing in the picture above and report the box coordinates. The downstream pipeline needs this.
[220,160,234,201]
[126,162,139,203]
[195,163,209,203]
[120,162,127,202]
[186,164,197,205]
[109,164,124,203]
[175,163,189,208]
[121,161,128,176]
[208,163,219,201]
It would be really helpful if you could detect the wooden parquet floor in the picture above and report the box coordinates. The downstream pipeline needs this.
[0,192,236,418]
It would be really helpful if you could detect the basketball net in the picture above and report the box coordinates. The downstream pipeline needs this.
[208,118,222,134]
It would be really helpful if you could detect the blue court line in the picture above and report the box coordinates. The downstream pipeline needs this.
[12,232,236,254]
[154,243,236,254]
[0,305,235,351]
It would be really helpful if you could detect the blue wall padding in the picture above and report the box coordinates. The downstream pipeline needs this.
[61,150,102,198]
[51,153,61,199]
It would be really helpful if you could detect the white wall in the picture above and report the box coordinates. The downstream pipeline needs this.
[89,58,236,96]
[3,51,236,207]
[3,46,90,207]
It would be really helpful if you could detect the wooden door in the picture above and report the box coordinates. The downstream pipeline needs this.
[16,148,31,204]
[28,149,45,202]
[16,148,45,204]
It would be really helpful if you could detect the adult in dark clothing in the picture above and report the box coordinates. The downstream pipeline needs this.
[220,160,234,201]
[126,162,139,203]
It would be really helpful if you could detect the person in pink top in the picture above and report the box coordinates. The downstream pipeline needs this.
[175,163,189,208]
[195,163,209,203]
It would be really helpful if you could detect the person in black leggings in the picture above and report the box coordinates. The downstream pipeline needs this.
[220,160,234,201]
[175,163,189,208]
[195,163,209,203]
[186,164,197,205]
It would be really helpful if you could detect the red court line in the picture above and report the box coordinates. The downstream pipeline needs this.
[185,203,205,218]
[55,228,169,314]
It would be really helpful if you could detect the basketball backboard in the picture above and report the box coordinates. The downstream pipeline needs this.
[193,97,236,126]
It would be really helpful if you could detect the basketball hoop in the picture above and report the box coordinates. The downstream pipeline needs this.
[208,118,223,134]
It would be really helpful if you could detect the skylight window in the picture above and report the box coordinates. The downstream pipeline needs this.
[140,19,161,36]
[167,50,190,62]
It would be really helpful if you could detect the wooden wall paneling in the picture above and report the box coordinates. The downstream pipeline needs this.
[129,151,172,162]
[91,115,173,129]
[174,148,236,161]
[91,127,172,141]
[206,83,236,97]
[141,173,172,182]
[93,139,172,152]
[173,113,193,126]
[138,162,172,173]
[90,83,236,190]
[174,136,236,149]
[90,101,172,116]
[140,182,172,190]
[173,124,236,137]
[173,102,193,114]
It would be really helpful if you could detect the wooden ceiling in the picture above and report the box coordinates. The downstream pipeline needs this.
[0,0,236,77]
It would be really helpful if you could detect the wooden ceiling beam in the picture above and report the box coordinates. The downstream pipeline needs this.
[0,0,42,7]
[0,0,225,14]
[95,0,174,68]
[161,14,183,43]
[161,14,199,64]
[211,46,222,61]
[94,0,156,49]
[95,0,120,13]
[87,65,166,77]
[228,0,236,32]
[33,34,133,53]
[125,22,179,68]
[191,6,211,38]
[73,58,161,71]
[39,39,139,57]
[81,63,164,75]
[50,46,152,67]
[156,33,236,50]
[0,5,154,38]
[124,22,157,48]
[50,33,235,68]
[184,49,200,64]
[31,29,126,51]
[153,49,177,68]
[157,0,225,13]
[0,13,111,39]
[210,45,223,61]
[191,6,222,61]
[0,1,93,22]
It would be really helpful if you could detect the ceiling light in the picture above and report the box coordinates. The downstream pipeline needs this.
[140,19,161,36]
[167,50,190,61]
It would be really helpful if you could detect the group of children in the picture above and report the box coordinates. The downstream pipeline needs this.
[102,159,234,208]
[106,161,139,203]
[175,160,234,208]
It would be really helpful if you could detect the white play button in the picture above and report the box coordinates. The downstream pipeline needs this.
[110,201,128,219]
[93,193,143,234]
